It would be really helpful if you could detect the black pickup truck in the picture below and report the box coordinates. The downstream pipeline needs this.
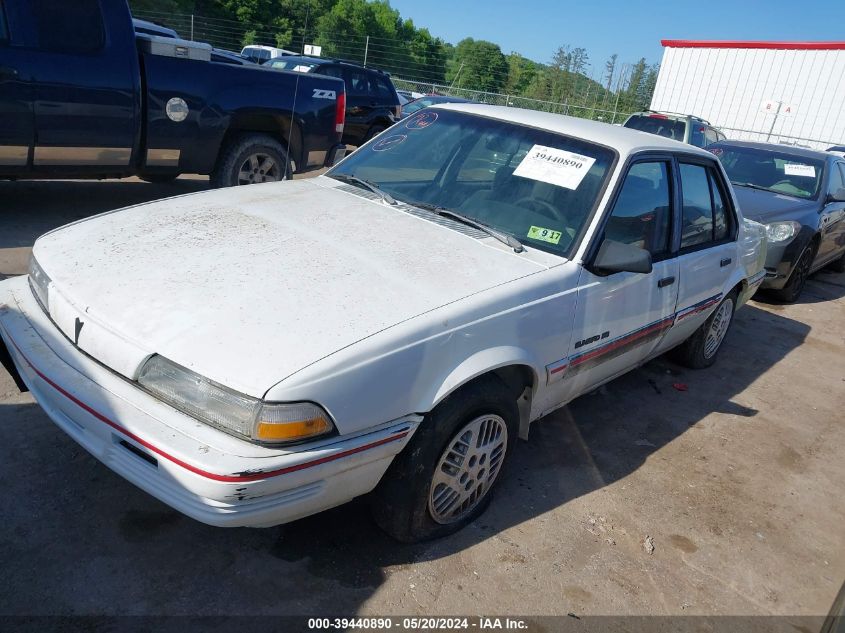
[0,0,346,186]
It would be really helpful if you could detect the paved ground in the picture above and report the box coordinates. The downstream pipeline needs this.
[1,176,844,623]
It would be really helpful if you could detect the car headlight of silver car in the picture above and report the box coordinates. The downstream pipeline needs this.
[765,221,801,243]
[138,355,335,445]
[28,254,51,313]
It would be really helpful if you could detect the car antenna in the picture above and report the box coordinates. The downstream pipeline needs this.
[284,4,310,177]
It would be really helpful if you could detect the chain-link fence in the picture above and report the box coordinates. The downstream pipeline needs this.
[132,9,640,124]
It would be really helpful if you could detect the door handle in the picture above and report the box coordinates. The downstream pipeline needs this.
[720,257,732,267]
[657,276,675,288]
[0,66,19,81]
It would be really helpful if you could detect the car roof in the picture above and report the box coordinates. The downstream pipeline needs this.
[627,111,710,123]
[711,139,833,161]
[271,56,389,74]
[432,104,715,157]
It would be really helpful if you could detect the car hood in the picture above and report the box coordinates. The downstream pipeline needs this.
[33,179,544,397]
[732,185,819,223]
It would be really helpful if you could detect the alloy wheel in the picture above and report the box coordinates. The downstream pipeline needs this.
[237,153,281,185]
[428,414,508,524]
[704,298,734,359]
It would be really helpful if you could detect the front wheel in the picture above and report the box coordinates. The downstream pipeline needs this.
[370,376,518,542]
[771,244,814,303]
[670,291,737,369]
[210,133,291,188]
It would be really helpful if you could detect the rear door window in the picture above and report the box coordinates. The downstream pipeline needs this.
[346,69,371,96]
[32,0,104,52]
[624,115,686,142]
[372,75,395,99]
[704,127,719,146]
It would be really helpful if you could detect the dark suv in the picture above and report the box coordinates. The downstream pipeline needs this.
[623,112,726,148]
[265,57,400,147]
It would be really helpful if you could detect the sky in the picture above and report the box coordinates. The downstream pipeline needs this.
[387,0,845,75]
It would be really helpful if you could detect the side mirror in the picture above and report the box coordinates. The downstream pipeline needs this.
[592,239,653,275]
[827,188,845,203]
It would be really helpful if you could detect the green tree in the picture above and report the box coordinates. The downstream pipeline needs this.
[447,38,508,92]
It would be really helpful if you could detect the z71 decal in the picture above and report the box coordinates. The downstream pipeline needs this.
[312,89,337,100]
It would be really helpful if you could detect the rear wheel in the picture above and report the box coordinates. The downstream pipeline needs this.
[364,124,387,143]
[670,290,737,369]
[370,376,518,543]
[210,133,291,188]
[138,173,180,184]
[771,244,814,303]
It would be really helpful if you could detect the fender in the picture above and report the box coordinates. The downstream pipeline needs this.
[428,346,541,440]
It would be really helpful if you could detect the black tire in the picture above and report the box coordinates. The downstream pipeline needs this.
[210,133,291,189]
[771,243,815,303]
[364,124,387,143]
[138,173,180,184]
[828,249,845,273]
[670,290,738,369]
[370,375,519,543]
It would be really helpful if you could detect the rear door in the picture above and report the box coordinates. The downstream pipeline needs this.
[0,0,34,172]
[658,158,737,353]
[562,157,680,397]
[26,0,139,172]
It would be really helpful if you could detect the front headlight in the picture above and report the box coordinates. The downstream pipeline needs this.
[765,221,801,243]
[28,254,51,313]
[138,355,335,445]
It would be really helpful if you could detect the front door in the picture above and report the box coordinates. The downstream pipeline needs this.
[0,0,33,173]
[817,161,845,266]
[562,158,680,397]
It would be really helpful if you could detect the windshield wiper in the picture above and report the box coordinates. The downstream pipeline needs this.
[330,173,396,205]
[732,182,773,193]
[410,202,525,253]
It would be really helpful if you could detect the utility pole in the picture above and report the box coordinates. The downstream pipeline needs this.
[190,14,194,41]
[766,101,783,142]
[449,62,464,92]
[363,36,369,67]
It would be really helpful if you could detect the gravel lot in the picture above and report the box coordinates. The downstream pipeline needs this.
[1,176,844,624]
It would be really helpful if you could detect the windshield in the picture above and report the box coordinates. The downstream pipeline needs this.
[266,59,317,72]
[327,109,616,257]
[624,115,686,142]
[710,145,824,200]
[402,98,441,115]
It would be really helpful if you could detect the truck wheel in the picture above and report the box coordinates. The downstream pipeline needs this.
[370,375,518,543]
[670,290,737,369]
[139,173,180,184]
[211,133,291,188]
[364,124,387,143]
[771,244,814,303]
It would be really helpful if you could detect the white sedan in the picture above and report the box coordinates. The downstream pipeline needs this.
[0,105,766,542]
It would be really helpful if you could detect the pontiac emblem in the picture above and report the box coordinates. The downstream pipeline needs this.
[74,317,84,346]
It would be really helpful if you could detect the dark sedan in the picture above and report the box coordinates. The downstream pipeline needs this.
[709,141,845,302]
[400,95,471,119]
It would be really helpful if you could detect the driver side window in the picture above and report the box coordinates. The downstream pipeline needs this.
[605,161,672,257]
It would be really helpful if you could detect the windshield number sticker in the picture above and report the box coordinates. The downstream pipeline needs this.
[527,225,562,245]
[783,163,815,177]
[406,111,438,129]
[513,145,596,190]
[371,135,407,151]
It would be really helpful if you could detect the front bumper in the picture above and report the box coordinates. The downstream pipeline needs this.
[0,275,419,528]
[760,229,814,290]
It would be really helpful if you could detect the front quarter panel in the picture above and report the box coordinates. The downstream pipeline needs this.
[264,263,584,436]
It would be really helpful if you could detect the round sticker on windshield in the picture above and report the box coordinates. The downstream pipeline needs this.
[372,135,407,151]
[406,111,438,130]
